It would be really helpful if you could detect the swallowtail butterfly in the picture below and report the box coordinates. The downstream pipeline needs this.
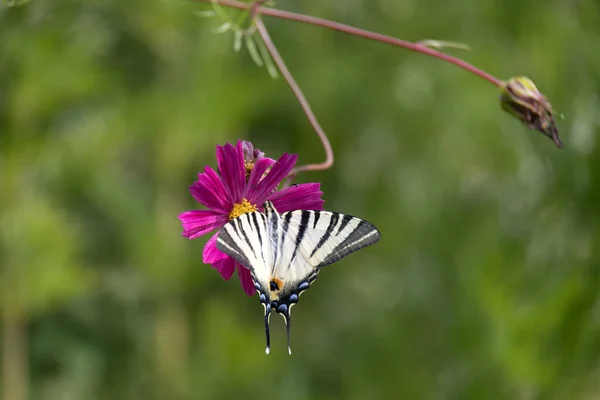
[216,201,381,354]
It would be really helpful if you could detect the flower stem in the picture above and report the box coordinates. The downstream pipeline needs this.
[197,0,503,87]
[254,17,334,180]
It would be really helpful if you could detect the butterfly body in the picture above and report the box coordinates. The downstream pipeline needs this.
[216,201,380,354]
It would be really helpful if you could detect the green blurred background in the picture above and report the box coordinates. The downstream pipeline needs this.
[1,0,599,399]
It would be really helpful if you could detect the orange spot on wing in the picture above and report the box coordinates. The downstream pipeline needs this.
[270,278,285,291]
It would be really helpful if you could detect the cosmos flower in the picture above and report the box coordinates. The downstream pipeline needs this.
[179,140,325,296]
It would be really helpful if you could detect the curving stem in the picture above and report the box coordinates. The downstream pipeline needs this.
[254,17,334,183]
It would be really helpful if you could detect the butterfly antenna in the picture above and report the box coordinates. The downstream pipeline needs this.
[264,304,271,355]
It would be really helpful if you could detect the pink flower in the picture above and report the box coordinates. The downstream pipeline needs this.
[179,140,325,296]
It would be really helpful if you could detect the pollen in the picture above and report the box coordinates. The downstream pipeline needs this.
[229,198,257,220]
[245,161,254,180]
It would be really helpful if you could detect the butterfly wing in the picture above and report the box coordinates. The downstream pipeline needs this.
[216,209,279,354]
[273,209,381,293]
[268,207,380,354]
[216,210,273,289]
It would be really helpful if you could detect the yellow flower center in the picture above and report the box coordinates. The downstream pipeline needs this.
[229,198,257,220]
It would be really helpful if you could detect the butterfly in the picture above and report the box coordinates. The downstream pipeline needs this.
[216,200,381,354]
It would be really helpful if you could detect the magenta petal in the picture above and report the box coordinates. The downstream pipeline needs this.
[189,181,229,215]
[216,141,246,204]
[244,157,276,198]
[213,257,236,281]
[197,167,232,211]
[237,265,255,296]
[268,183,325,213]
[247,153,298,205]
[179,210,228,239]
[202,232,229,264]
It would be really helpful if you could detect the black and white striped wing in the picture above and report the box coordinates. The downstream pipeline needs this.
[215,206,381,289]
[273,209,381,284]
[215,211,273,286]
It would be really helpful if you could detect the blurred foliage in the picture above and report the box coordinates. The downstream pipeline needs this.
[1,0,600,399]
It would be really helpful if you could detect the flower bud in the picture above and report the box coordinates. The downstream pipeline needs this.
[242,140,267,178]
[500,76,562,148]
[242,141,265,164]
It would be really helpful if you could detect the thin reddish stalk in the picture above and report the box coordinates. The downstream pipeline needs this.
[198,0,503,87]
[254,17,334,180]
